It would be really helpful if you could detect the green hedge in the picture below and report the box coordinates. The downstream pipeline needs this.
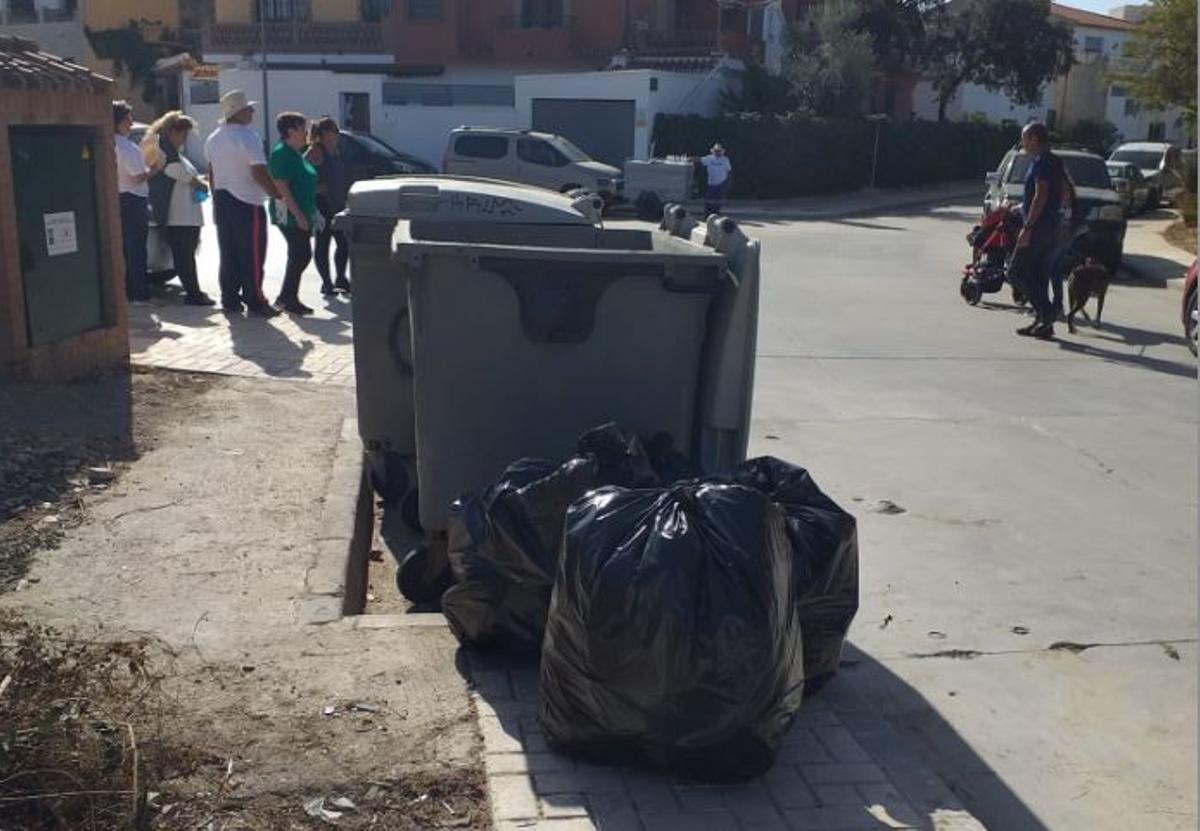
[653,113,1020,199]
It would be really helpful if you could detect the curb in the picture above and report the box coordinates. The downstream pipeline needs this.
[726,187,979,221]
[299,417,374,625]
[1119,255,1192,286]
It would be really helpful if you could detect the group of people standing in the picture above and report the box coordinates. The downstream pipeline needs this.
[113,89,352,317]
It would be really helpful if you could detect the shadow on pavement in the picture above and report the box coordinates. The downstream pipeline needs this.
[1119,254,1190,288]
[456,635,1046,830]
[1079,319,1191,350]
[1052,337,1196,379]
[226,315,314,379]
[842,643,1051,831]
[833,218,906,232]
[293,313,353,346]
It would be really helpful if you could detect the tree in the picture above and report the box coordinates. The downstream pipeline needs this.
[85,22,192,104]
[849,0,937,76]
[1116,0,1197,136]
[923,0,1074,122]
[788,0,877,117]
[721,61,799,115]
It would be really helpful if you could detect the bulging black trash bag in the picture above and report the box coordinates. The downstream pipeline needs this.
[540,482,806,781]
[443,423,693,653]
[443,456,601,652]
[732,458,859,694]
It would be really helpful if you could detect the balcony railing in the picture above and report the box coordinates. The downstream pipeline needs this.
[639,28,750,57]
[497,14,575,29]
[204,20,386,54]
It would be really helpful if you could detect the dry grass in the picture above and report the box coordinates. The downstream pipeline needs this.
[0,613,200,830]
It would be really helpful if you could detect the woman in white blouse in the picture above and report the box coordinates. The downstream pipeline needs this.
[144,112,215,306]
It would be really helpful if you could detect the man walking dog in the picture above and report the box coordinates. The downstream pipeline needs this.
[1010,122,1065,340]
[205,90,281,317]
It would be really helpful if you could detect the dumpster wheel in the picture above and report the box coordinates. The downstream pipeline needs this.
[397,542,452,604]
[401,489,423,534]
[369,451,410,503]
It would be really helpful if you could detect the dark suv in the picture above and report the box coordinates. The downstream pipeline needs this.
[985,147,1127,270]
[337,131,437,184]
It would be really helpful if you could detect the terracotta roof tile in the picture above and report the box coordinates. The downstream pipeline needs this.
[0,34,111,92]
[1049,3,1137,31]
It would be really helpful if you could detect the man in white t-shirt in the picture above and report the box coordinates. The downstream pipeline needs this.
[699,143,733,216]
[205,90,281,316]
[114,100,159,302]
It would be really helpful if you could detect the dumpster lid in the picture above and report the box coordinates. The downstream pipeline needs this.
[345,175,603,225]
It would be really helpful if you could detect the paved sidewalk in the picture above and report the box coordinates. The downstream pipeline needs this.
[1120,209,1194,285]
[463,656,986,831]
[128,297,356,386]
[128,212,356,384]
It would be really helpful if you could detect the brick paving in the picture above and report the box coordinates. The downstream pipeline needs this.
[463,657,986,831]
[128,215,356,385]
[128,298,356,386]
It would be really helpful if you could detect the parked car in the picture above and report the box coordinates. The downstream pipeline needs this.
[337,130,437,184]
[1106,161,1151,216]
[443,127,624,204]
[984,147,1127,270]
[1108,142,1187,209]
[1183,259,1197,356]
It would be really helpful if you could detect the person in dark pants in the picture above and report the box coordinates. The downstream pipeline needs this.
[145,111,215,306]
[113,100,159,302]
[204,90,281,317]
[268,112,319,315]
[1010,122,1065,340]
[699,143,733,216]
[305,117,351,296]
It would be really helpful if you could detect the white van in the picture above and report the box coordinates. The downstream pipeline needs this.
[443,127,624,205]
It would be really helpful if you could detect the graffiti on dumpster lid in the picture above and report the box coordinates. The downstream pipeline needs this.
[446,193,525,217]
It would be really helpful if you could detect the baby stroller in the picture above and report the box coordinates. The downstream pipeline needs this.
[960,203,1027,307]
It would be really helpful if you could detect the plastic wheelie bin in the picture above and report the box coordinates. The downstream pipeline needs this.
[393,188,761,602]
[337,176,605,519]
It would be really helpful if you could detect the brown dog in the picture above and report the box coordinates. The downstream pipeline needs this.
[1067,259,1111,334]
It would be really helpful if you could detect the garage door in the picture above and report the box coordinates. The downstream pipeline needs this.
[531,98,636,167]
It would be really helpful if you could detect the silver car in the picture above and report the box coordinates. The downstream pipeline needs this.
[443,127,624,205]
[1109,142,1187,209]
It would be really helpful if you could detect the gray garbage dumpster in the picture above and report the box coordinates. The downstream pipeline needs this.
[338,177,604,505]
[392,186,761,600]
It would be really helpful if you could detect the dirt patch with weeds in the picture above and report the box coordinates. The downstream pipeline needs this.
[1,368,215,591]
[0,613,488,830]
[2,370,489,830]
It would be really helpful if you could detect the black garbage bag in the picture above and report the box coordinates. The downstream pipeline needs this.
[443,423,685,653]
[540,482,806,781]
[732,458,859,694]
[576,422,699,486]
[443,457,601,653]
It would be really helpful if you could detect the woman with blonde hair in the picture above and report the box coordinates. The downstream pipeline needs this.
[144,111,214,305]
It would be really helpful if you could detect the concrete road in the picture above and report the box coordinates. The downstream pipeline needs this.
[743,203,1196,830]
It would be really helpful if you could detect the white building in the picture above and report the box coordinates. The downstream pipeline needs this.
[180,59,738,168]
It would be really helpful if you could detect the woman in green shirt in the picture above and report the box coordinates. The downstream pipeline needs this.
[268,111,318,315]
